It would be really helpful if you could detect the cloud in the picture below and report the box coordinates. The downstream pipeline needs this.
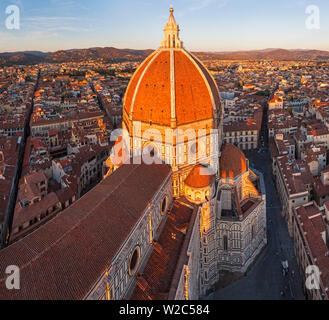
[47,26,91,32]
[26,16,81,22]
[136,1,153,6]
[188,0,230,11]
[49,0,89,11]
[189,0,215,11]
[0,29,61,52]
[22,16,94,33]
[24,30,61,40]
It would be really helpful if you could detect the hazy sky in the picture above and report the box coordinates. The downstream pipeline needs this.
[0,0,328,52]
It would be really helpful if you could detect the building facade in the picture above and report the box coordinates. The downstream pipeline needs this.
[293,202,329,300]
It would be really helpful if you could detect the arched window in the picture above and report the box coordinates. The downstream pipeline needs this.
[251,224,256,240]
[223,235,228,251]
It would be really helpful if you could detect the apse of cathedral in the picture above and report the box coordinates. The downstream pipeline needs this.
[0,8,266,301]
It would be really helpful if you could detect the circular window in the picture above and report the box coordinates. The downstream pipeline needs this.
[190,142,198,155]
[161,196,168,215]
[129,246,141,276]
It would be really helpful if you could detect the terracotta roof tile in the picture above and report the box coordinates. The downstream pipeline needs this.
[220,143,247,178]
[123,48,220,126]
[0,161,171,300]
[185,165,215,188]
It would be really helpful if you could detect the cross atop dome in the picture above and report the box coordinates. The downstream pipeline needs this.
[160,7,183,49]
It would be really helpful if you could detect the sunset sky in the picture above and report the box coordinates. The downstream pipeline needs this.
[0,0,328,52]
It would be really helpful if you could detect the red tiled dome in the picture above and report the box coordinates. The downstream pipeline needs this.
[220,143,247,178]
[185,165,215,188]
[123,49,221,126]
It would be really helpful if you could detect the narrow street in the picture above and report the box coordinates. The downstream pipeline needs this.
[0,71,40,249]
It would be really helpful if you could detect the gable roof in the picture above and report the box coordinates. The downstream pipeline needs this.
[0,161,171,300]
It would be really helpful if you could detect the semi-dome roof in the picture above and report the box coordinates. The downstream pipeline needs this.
[185,165,215,189]
[220,143,247,179]
[123,9,221,127]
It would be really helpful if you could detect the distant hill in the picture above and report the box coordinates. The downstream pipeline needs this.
[0,48,153,65]
[45,47,154,63]
[1,47,329,65]
[195,48,329,61]
[0,51,48,65]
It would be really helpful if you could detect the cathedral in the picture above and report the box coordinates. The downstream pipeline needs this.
[0,8,266,300]
[104,8,267,298]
